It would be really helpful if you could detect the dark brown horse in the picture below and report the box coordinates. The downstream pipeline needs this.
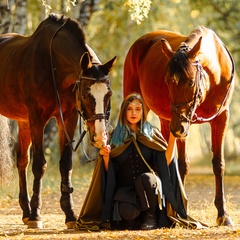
[0,14,116,228]
[124,26,234,226]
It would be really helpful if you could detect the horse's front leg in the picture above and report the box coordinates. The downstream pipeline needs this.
[27,118,47,228]
[211,111,233,226]
[17,121,32,224]
[57,109,78,229]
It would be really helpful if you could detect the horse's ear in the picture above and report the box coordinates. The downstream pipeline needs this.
[80,52,92,70]
[187,37,202,59]
[102,56,117,75]
[161,39,175,60]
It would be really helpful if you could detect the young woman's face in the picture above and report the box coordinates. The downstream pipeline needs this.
[126,100,143,125]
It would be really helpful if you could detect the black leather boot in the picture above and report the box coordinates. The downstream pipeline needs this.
[141,211,157,230]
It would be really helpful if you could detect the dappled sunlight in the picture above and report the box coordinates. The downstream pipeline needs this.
[1,167,240,239]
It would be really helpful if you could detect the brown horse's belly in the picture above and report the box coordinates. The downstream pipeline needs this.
[0,101,28,121]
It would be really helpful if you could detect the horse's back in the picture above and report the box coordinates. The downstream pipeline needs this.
[0,32,26,48]
[0,33,30,118]
[0,33,28,65]
[124,30,187,117]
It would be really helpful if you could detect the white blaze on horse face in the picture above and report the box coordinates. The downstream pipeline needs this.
[90,82,108,148]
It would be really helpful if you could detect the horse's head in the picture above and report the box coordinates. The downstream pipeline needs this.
[76,52,117,148]
[161,37,208,138]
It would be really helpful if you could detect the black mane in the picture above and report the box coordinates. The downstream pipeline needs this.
[48,13,86,43]
[168,50,194,84]
[167,27,205,84]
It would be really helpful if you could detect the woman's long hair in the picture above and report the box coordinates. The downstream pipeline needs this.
[111,93,154,146]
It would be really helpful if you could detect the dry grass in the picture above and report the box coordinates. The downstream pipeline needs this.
[0,116,13,185]
[0,163,240,239]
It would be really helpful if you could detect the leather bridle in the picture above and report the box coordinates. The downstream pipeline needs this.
[49,21,111,152]
[74,75,111,124]
[170,59,205,123]
[170,48,234,124]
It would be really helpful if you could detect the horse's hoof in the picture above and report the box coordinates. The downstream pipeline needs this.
[27,220,43,228]
[65,221,76,229]
[216,216,234,226]
[22,217,29,225]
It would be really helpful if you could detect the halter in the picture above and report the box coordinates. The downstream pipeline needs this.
[170,45,235,124]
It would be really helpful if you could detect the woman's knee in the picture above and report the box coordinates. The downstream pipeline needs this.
[118,202,140,220]
[141,172,157,189]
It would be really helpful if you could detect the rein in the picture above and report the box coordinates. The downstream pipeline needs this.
[49,22,111,154]
[171,60,204,123]
[49,20,80,151]
[171,49,235,123]
[193,46,235,122]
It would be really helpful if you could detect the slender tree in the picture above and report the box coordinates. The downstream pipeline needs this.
[0,0,11,33]
[78,0,100,27]
[12,0,27,34]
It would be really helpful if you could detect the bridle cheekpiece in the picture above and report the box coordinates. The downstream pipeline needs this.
[74,74,111,124]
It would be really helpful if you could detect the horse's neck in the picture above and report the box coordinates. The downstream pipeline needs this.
[198,32,233,84]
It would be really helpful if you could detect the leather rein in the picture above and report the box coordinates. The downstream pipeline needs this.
[49,21,111,153]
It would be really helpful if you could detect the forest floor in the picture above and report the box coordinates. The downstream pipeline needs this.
[0,163,240,240]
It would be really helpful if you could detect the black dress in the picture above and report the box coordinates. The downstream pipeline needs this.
[102,137,188,229]
[76,131,189,230]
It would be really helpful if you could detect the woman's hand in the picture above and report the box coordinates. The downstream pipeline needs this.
[165,132,177,165]
[99,145,111,171]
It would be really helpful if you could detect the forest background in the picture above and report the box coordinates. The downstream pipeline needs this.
[0,0,240,174]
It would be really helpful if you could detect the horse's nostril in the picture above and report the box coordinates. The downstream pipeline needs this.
[171,124,188,138]
[91,134,96,142]
[179,126,185,134]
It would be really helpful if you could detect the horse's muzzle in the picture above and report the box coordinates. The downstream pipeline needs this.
[91,132,107,148]
[170,121,189,138]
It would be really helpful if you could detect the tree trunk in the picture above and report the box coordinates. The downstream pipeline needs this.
[12,0,27,34]
[78,0,100,27]
[0,0,11,33]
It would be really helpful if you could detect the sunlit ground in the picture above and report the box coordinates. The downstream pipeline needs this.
[0,157,240,239]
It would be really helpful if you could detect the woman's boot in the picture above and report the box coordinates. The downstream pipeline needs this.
[138,173,158,230]
[141,210,157,230]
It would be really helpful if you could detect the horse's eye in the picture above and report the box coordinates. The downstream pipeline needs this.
[81,94,87,100]
[188,80,195,88]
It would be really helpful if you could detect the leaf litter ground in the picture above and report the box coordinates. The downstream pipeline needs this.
[1,165,240,240]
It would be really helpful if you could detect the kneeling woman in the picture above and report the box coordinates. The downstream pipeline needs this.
[76,93,190,230]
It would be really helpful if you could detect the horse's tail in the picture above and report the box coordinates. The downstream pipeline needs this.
[0,115,13,185]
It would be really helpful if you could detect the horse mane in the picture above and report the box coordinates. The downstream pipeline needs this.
[167,45,194,84]
[47,14,86,43]
[31,13,86,46]
[167,28,203,84]
[49,14,86,42]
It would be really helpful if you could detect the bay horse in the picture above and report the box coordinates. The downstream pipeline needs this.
[124,26,234,226]
[0,14,116,228]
